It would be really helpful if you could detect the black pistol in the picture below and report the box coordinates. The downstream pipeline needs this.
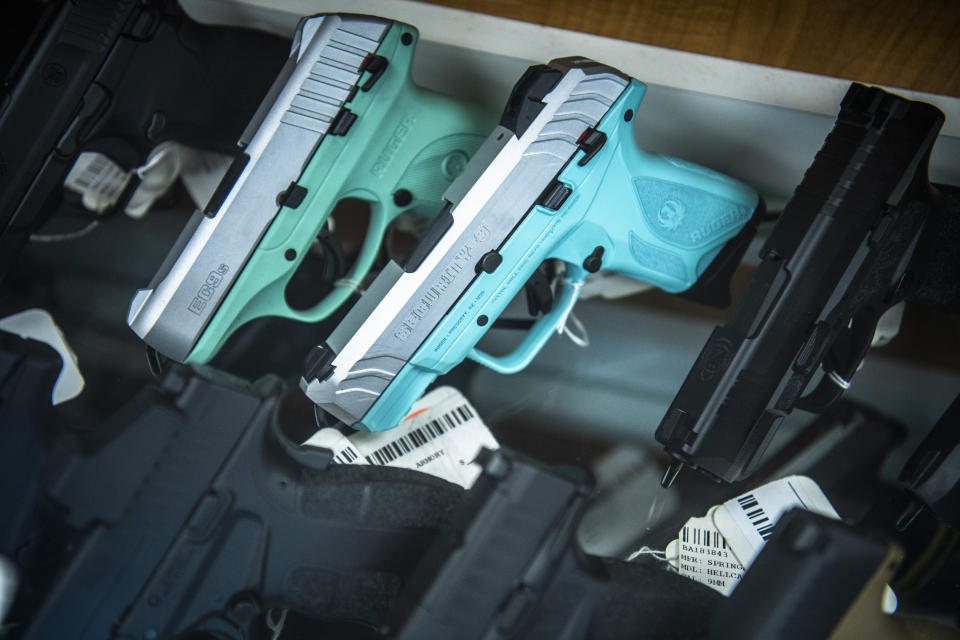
[0,0,287,276]
[656,83,955,486]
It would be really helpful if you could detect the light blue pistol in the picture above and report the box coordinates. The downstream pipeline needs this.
[301,57,760,432]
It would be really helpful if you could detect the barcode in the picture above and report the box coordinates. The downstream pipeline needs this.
[737,493,775,540]
[681,526,727,549]
[73,155,111,190]
[333,445,360,464]
[365,404,474,466]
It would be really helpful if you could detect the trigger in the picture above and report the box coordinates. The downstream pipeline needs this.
[283,230,348,311]
[524,264,554,316]
[310,229,347,283]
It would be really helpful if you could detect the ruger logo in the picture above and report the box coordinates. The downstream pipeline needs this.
[187,264,229,315]
[371,113,416,177]
[689,206,748,244]
[658,199,685,231]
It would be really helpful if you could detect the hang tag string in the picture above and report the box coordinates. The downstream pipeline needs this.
[627,545,669,562]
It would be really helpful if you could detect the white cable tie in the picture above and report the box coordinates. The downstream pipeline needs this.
[30,220,100,243]
[334,278,364,293]
[135,148,169,178]
[828,369,851,390]
[627,545,669,562]
[555,279,583,335]
[266,608,288,640]
[552,279,588,347]
[562,312,590,348]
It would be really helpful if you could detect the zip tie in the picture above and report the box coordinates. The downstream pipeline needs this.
[554,280,581,335]
[562,312,590,348]
[828,369,851,390]
[30,220,100,242]
[627,546,669,562]
[135,147,170,178]
[554,279,582,333]
[334,278,364,293]
[552,280,588,347]
[266,608,288,640]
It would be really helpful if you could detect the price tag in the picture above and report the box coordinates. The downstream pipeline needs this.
[664,475,897,611]
[64,152,131,213]
[712,476,839,568]
[304,387,498,489]
[665,508,745,596]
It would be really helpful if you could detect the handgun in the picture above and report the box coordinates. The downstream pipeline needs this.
[386,447,723,639]
[896,393,960,531]
[3,367,464,639]
[0,0,289,277]
[300,57,760,431]
[3,365,720,639]
[712,509,919,640]
[126,14,496,365]
[655,84,954,487]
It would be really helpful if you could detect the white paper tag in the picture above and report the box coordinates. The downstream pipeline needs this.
[712,475,839,568]
[178,146,233,211]
[667,475,897,612]
[304,387,498,488]
[665,510,745,596]
[64,152,131,213]
[124,141,183,219]
[304,428,364,466]
[0,308,84,405]
[63,144,232,219]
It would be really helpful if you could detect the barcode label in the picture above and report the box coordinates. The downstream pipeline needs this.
[668,515,744,597]
[72,154,110,190]
[672,477,890,605]
[305,387,499,489]
[333,445,360,464]
[713,477,840,572]
[737,493,775,540]
[365,404,473,465]
[63,151,130,213]
[681,526,727,549]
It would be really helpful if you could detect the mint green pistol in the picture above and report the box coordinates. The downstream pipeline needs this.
[128,14,496,364]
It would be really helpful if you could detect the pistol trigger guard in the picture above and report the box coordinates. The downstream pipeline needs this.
[796,311,878,413]
[290,203,389,322]
[467,277,582,374]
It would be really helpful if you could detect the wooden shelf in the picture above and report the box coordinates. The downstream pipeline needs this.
[417,0,960,96]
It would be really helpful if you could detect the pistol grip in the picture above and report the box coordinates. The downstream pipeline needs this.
[619,154,758,292]
[467,275,582,374]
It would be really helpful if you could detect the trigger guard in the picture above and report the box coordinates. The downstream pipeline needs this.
[335,201,391,284]
[467,277,581,374]
[298,201,390,320]
[283,231,346,312]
